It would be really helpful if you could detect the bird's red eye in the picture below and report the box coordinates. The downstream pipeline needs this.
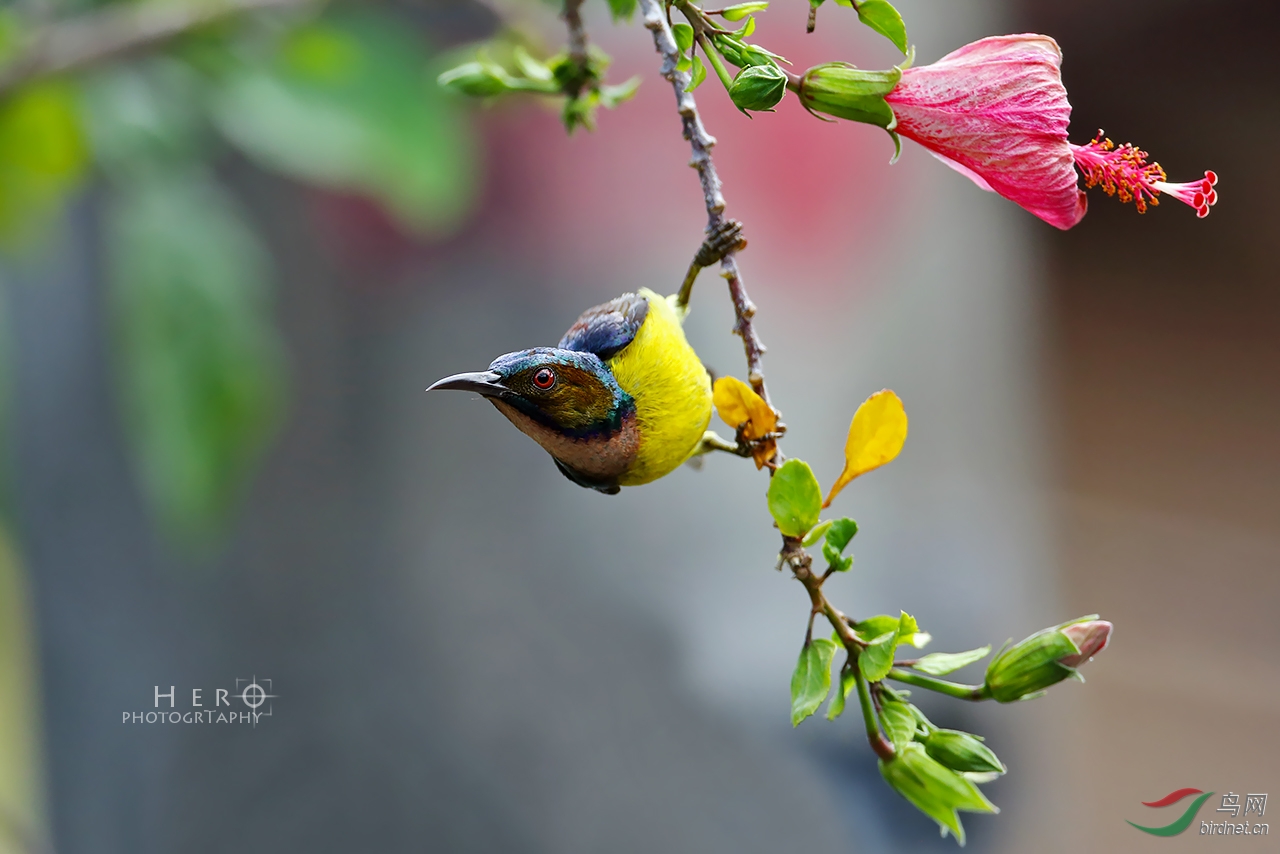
[533,368,556,390]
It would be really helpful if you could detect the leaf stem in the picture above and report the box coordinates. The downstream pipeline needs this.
[855,664,895,760]
[886,667,991,701]
[695,32,735,91]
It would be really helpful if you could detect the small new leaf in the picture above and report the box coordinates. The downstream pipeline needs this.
[826,665,855,720]
[825,517,858,553]
[822,516,858,573]
[801,519,833,548]
[858,631,898,682]
[912,646,992,677]
[768,459,822,538]
[854,0,908,55]
[791,637,837,726]
[721,0,769,20]
[822,544,854,573]
[823,389,907,508]
[685,55,707,91]
[671,22,695,55]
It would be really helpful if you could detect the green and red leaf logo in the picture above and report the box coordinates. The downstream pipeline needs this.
[1128,788,1215,836]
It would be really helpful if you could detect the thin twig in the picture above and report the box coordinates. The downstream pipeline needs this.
[637,0,773,408]
[0,0,320,96]
[561,0,590,97]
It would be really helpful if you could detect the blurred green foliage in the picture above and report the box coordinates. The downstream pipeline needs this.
[0,82,89,250]
[0,0,483,549]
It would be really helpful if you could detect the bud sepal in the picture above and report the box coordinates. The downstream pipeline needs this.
[879,742,998,846]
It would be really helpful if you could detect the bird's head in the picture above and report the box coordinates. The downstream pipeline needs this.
[427,348,639,488]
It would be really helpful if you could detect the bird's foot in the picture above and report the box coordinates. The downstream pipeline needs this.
[694,219,747,269]
[690,429,753,461]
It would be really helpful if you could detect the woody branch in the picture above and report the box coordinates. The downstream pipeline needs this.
[635,0,772,409]
[633,0,893,760]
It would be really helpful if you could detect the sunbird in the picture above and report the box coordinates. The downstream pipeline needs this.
[428,288,714,494]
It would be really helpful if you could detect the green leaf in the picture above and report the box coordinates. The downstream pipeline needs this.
[896,611,931,649]
[912,646,992,677]
[767,459,823,537]
[859,630,898,682]
[825,665,855,720]
[791,637,837,726]
[858,611,924,681]
[854,614,900,641]
[671,22,695,55]
[0,80,89,250]
[212,10,480,237]
[801,519,833,548]
[107,172,285,547]
[855,0,908,55]
[879,699,917,751]
[720,1,769,21]
[680,55,703,91]
[823,548,854,573]
[605,0,638,21]
[825,517,858,552]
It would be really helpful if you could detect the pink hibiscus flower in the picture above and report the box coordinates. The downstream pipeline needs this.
[883,34,1217,229]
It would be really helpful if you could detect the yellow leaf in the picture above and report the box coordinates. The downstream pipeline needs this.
[713,376,778,468]
[823,389,907,508]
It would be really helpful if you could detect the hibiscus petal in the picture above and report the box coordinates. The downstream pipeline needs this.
[887,34,1088,229]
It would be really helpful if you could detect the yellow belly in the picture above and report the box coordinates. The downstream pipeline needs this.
[608,289,712,486]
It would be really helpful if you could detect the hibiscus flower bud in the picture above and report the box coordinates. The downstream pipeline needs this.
[923,729,1006,774]
[796,62,900,129]
[1058,619,1112,668]
[983,616,1112,703]
[729,64,789,113]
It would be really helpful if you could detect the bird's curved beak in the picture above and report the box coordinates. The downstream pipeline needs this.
[426,370,513,400]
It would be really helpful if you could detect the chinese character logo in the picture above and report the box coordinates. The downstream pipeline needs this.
[1127,788,1214,837]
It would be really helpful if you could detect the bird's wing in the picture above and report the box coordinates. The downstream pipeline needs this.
[558,292,650,360]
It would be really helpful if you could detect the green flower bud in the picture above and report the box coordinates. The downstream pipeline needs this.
[880,743,998,846]
[729,64,788,112]
[923,729,1005,774]
[711,35,782,69]
[796,62,901,129]
[983,616,1112,703]
[436,61,514,98]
